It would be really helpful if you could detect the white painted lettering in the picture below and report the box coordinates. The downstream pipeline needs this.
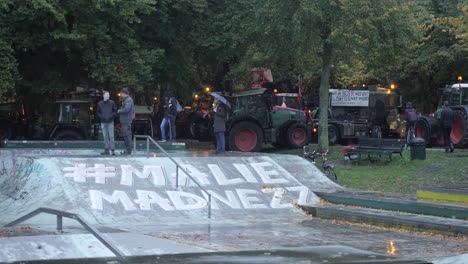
[262,188,292,208]
[134,190,174,211]
[177,165,211,186]
[208,164,244,185]
[236,189,267,209]
[64,164,116,184]
[202,190,241,209]
[287,186,315,205]
[120,165,167,186]
[250,162,288,184]
[166,191,207,210]
[89,190,136,211]
[233,164,258,183]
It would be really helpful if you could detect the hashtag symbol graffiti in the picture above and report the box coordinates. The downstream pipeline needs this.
[63,164,116,184]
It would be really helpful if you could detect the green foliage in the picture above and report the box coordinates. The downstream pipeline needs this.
[400,0,468,112]
[0,0,466,115]
[0,39,18,96]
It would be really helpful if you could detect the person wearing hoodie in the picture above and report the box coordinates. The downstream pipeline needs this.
[97,91,117,155]
[117,88,135,155]
[440,101,455,153]
[404,102,417,143]
[160,90,177,142]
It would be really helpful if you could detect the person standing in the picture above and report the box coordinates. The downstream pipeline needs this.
[404,102,417,143]
[212,98,227,154]
[97,91,117,155]
[117,88,135,155]
[160,91,177,142]
[440,101,455,153]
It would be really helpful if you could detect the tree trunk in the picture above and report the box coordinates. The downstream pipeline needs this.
[318,40,332,152]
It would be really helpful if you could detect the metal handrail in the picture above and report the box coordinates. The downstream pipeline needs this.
[133,135,212,218]
[5,207,125,259]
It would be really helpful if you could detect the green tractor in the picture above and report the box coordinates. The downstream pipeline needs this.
[416,83,468,147]
[226,88,311,152]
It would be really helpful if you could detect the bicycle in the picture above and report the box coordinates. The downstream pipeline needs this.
[405,122,416,147]
[303,146,338,183]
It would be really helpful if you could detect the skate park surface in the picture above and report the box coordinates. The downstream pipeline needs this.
[0,143,466,263]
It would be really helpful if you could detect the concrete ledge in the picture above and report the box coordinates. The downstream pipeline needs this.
[301,205,468,237]
[417,187,468,204]
[316,192,468,220]
[3,140,185,151]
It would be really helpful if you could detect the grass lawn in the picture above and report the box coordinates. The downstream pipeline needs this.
[263,144,468,195]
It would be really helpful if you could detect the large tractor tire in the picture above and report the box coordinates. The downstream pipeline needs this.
[53,130,84,140]
[415,118,433,147]
[452,110,468,147]
[328,125,340,146]
[228,121,263,152]
[286,123,310,148]
[189,116,211,141]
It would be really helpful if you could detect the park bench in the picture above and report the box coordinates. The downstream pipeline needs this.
[346,137,405,161]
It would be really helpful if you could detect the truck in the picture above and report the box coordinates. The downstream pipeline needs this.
[312,87,404,145]
[416,83,468,147]
[225,88,311,152]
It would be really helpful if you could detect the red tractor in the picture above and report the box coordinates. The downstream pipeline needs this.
[416,82,468,147]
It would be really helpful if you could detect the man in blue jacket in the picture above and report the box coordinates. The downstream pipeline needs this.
[117,88,135,155]
[97,91,117,155]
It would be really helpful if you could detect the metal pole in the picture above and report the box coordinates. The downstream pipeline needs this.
[57,215,63,231]
[175,165,179,188]
[208,194,212,219]
[133,136,136,153]
[146,137,149,158]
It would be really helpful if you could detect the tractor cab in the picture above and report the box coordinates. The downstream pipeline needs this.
[48,99,97,140]
[439,83,468,107]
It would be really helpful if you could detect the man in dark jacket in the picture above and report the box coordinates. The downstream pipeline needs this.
[117,88,135,155]
[440,101,455,152]
[160,91,177,142]
[97,91,117,155]
[212,98,227,154]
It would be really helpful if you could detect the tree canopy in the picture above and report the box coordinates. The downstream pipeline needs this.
[0,0,466,117]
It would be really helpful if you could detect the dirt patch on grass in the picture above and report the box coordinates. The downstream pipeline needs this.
[418,163,444,175]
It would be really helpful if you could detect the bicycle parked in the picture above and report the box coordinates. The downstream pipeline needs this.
[303,146,338,183]
[405,121,416,148]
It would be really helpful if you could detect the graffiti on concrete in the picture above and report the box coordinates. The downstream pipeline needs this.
[0,158,42,201]
[62,157,315,212]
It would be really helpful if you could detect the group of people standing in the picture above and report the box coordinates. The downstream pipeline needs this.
[97,88,135,156]
[96,89,229,156]
[404,101,455,153]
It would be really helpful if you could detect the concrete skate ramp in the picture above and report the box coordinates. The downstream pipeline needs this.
[0,150,342,228]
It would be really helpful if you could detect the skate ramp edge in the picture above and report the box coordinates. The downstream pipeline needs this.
[0,151,342,227]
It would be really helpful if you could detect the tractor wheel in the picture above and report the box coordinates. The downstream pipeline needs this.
[452,110,468,147]
[53,130,84,140]
[189,117,210,141]
[415,118,433,147]
[328,125,340,146]
[229,121,263,152]
[286,123,310,148]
